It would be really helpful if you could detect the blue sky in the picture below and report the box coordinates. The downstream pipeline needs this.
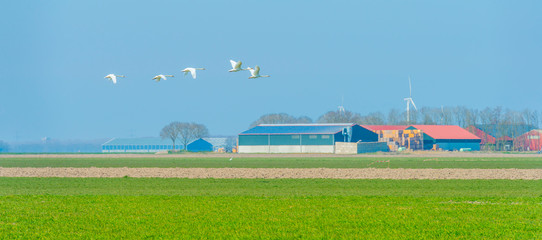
[1,1,541,141]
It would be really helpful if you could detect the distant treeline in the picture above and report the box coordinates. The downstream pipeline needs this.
[251,106,541,130]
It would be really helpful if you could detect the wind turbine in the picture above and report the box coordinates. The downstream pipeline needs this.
[338,95,345,115]
[404,76,417,124]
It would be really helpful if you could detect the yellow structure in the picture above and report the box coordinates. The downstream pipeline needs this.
[361,125,423,151]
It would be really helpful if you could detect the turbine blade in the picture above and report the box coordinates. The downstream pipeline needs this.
[410,98,417,111]
[408,76,412,97]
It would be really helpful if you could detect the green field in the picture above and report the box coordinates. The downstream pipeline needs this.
[1,156,542,168]
[1,178,542,239]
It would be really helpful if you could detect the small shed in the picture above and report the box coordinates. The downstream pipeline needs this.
[186,138,213,152]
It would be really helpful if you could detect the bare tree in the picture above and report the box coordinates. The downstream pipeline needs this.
[387,109,401,125]
[160,122,181,151]
[178,122,210,150]
[361,112,386,125]
[317,110,363,123]
[420,107,437,125]
[441,107,453,125]
[250,113,313,127]
[296,116,313,124]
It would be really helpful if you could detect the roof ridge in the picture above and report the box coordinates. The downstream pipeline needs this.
[258,123,354,126]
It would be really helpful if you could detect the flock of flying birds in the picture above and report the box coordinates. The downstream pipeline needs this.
[103,60,270,84]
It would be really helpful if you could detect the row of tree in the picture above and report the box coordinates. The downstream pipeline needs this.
[251,106,541,134]
[160,122,209,151]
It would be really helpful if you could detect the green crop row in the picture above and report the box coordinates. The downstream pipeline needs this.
[1,178,542,197]
[1,156,542,168]
[1,178,542,239]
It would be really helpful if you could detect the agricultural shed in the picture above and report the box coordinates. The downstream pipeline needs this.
[466,124,535,151]
[474,124,535,139]
[238,123,378,153]
[514,130,542,151]
[101,137,182,153]
[361,125,422,151]
[407,125,481,151]
[465,126,496,145]
[186,138,213,152]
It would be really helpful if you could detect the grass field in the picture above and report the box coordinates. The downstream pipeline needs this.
[1,156,542,168]
[1,178,541,239]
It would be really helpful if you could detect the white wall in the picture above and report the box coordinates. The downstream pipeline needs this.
[238,145,334,153]
[102,150,158,153]
[238,146,269,153]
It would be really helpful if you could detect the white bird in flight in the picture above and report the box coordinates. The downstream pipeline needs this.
[229,60,247,72]
[246,66,270,79]
[104,74,125,84]
[181,67,205,79]
[152,74,174,82]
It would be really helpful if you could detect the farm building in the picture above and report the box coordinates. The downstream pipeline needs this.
[102,137,229,153]
[238,123,379,153]
[407,125,481,151]
[186,138,213,152]
[465,126,496,146]
[102,137,181,153]
[186,138,229,152]
[362,125,423,151]
[514,130,542,151]
[466,124,535,151]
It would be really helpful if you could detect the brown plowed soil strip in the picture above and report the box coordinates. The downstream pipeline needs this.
[1,168,542,179]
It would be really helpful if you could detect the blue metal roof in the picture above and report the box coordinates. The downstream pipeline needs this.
[240,123,355,135]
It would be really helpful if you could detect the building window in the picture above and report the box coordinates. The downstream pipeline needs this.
[309,135,317,139]
[321,135,330,139]
[292,135,300,139]
[528,135,540,139]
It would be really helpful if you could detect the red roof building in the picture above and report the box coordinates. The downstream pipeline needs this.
[514,130,542,151]
[465,126,496,145]
[407,125,481,151]
[408,125,480,140]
